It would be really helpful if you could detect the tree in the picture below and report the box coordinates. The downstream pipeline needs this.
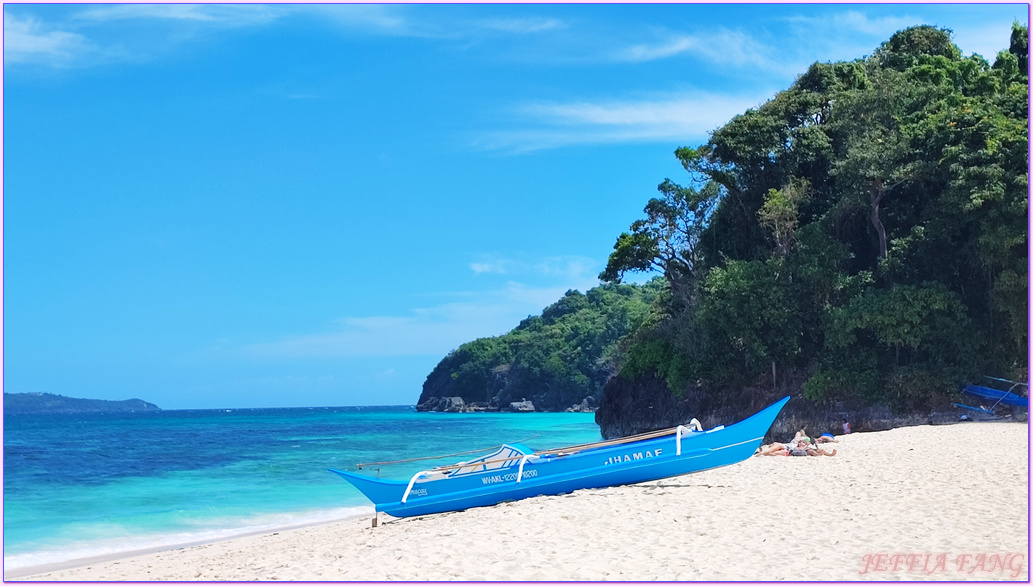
[758,178,811,258]
[417,281,664,410]
[600,24,1028,415]
[1009,22,1028,72]
[694,259,805,380]
[600,179,720,303]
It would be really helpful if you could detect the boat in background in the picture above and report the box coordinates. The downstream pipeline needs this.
[329,396,790,518]
[955,377,1029,416]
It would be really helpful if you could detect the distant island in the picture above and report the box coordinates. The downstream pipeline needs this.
[4,392,161,415]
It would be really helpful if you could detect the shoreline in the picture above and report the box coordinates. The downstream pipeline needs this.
[4,510,373,580]
[12,420,1029,581]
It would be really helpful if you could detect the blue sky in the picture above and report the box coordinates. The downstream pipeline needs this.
[3,3,1028,409]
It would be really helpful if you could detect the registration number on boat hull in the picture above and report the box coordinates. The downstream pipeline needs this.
[480,470,538,485]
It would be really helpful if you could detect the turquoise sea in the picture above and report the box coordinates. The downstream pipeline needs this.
[3,406,601,573]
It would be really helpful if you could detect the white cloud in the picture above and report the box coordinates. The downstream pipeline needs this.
[306,7,567,40]
[477,90,772,153]
[470,261,510,275]
[786,11,918,38]
[617,28,782,71]
[6,5,565,70]
[73,4,283,25]
[779,11,959,65]
[469,254,598,280]
[5,5,287,69]
[242,281,586,359]
[298,6,566,40]
[297,4,408,34]
[239,254,599,360]
[5,4,419,70]
[621,35,699,62]
[784,12,1020,65]
[3,11,93,65]
[473,17,564,34]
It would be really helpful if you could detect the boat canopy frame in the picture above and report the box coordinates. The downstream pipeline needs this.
[396,418,710,503]
[954,376,1029,415]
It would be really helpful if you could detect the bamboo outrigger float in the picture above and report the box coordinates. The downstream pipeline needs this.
[329,396,789,518]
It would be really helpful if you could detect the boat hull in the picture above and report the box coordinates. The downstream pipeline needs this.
[963,384,1028,409]
[330,396,789,518]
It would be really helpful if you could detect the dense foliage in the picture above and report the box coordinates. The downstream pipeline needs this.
[418,280,663,410]
[601,25,1028,411]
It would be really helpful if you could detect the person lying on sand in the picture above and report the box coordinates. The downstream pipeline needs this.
[793,428,839,446]
[757,439,837,457]
[757,429,838,457]
[757,442,790,456]
[759,433,813,456]
[789,438,836,456]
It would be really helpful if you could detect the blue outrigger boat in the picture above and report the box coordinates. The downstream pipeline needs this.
[954,377,1029,416]
[329,396,789,518]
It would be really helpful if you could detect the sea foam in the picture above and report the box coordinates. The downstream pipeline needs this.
[3,506,372,572]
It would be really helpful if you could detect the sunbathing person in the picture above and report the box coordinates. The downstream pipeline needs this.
[789,438,836,456]
[788,439,811,456]
[816,432,838,443]
[809,445,837,456]
[757,442,790,456]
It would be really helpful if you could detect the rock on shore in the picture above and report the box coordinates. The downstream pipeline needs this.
[593,371,1021,440]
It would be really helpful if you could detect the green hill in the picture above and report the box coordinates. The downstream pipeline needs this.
[595,24,1028,438]
[417,280,663,412]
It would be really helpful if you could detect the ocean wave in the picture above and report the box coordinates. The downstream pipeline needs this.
[3,506,373,572]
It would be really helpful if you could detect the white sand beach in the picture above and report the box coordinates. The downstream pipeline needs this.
[13,421,1028,581]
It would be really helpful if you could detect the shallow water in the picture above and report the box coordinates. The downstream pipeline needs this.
[3,406,600,571]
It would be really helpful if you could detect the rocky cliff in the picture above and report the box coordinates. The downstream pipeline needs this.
[594,371,1000,441]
